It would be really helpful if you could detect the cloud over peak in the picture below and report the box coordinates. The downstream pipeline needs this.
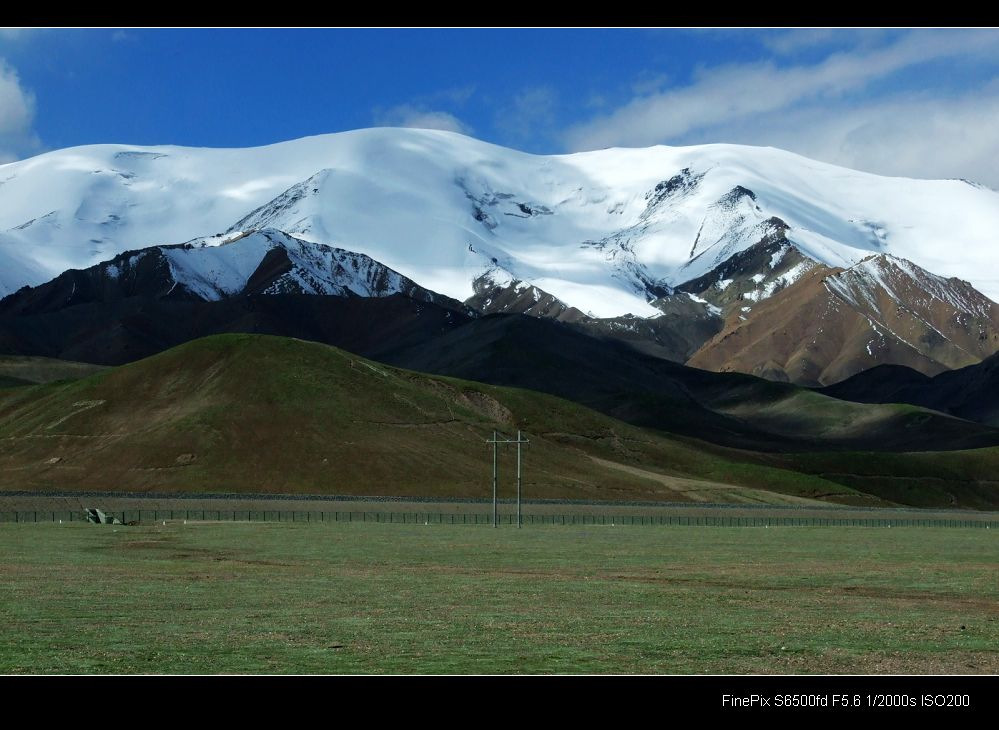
[373,103,471,135]
[0,59,40,162]
[562,30,999,187]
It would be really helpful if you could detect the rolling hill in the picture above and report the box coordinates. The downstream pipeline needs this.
[380,313,999,453]
[1,333,998,509]
[821,352,999,427]
[0,355,106,386]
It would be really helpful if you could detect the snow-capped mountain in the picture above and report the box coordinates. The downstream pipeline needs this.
[2,128,999,320]
[3,127,999,385]
[0,229,464,315]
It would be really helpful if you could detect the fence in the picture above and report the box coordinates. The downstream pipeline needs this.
[0,510,996,528]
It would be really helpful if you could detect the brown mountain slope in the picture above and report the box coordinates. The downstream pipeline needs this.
[687,255,999,386]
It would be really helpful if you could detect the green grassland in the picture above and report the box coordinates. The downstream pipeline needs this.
[1,521,996,674]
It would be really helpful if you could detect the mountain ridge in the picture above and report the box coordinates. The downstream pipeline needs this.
[3,128,998,309]
[2,127,998,386]
[820,351,999,426]
[0,229,469,315]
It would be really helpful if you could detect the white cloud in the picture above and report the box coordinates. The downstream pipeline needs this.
[496,86,558,144]
[373,104,471,135]
[430,84,476,105]
[0,58,40,162]
[0,29,31,41]
[698,85,999,188]
[630,72,670,96]
[562,30,999,186]
[761,28,884,56]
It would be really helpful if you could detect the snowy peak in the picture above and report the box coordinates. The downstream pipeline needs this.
[4,128,998,318]
[2,127,999,383]
[819,253,999,371]
[161,228,436,302]
[676,226,818,320]
[217,159,668,318]
[466,269,585,322]
[640,167,706,221]
[226,170,336,241]
[682,186,768,274]
[0,229,467,315]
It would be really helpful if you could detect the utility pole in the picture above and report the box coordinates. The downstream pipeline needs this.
[517,430,524,530]
[492,430,498,528]
[486,430,530,528]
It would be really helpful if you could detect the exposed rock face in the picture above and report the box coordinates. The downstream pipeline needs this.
[687,255,999,386]
[822,254,999,369]
[640,167,706,220]
[465,272,587,322]
[676,223,817,319]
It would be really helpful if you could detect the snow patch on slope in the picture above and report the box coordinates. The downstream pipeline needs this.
[162,236,273,299]
[826,254,992,318]
[158,229,430,303]
[684,291,722,316]
[743,260,816,303]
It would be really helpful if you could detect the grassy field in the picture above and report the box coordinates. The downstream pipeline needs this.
[1,521,996,674]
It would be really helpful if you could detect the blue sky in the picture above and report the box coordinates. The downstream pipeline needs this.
[2,28,999,185]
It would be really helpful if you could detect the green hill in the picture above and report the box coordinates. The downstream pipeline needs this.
[0,355,107,386]
[0,334,862,504]
[0,375,32,389]
[1,333,997,509]
[383,314,999,453]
